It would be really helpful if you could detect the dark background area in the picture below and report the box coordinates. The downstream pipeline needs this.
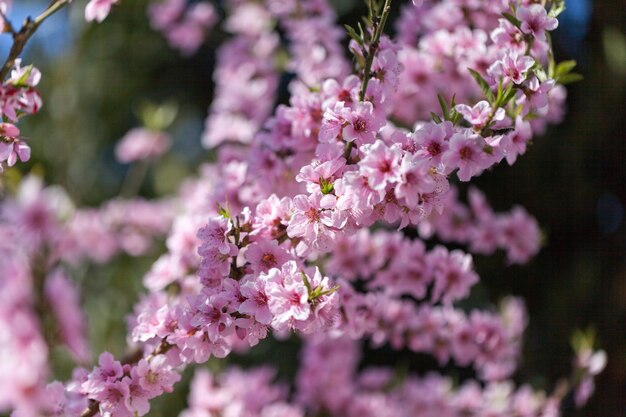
[2,0,624,416]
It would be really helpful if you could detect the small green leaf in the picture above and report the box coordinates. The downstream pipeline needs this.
[357,21,366,41]
[344,24,363,45]
[315,285,340,298]
[13,65,34,87]
[437,94,449,120]
[548,0,566,18]
[500,85,518,107]
[301,271,313,295]
[468,68,495,102]
[319,177,335,195]
[558,72,584,85]
[555,60,577,76]
[217,201,231,219]
[502,12,522,29]
[449,94,462,124]
[137,100,178,131]
[430,112,442,124]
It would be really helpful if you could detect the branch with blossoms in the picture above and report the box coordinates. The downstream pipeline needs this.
[0,0,71,173]
[0,0,606,417]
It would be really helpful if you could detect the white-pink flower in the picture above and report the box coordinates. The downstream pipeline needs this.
[264,261,311,331]
[359,140,402,191]
[85,0,120,23]
[115,128,171,163]
[455,101,504,129]
[516,4,558,38]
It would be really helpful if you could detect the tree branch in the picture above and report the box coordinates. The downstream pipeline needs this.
[0,0,70,80]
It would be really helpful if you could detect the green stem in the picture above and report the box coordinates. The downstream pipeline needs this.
[359,0,393,101]
[120,161,150,198]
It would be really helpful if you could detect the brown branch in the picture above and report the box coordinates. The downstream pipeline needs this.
[0,8,17,35]
[0,0,70,80]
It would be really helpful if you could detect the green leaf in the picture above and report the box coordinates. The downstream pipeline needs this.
[319,177,335,195]
[357,21,366,42]
[217,201,231,219]
[558,72,584,85]
[137,100,178,131]
[14,65,34,87]
[499,85,517,107]
[502,12,522,29]
[437,94,449,120]
[344,24,363,45]
[301,271,313,295]
[315,285,341,298]
[555,60,577,76]
[468,68,495,102]
[548,0,566,18]
[449,94,462,125]
[430,112,442,124]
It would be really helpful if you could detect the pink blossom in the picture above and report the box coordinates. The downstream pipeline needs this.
[191,293,234,342]
[455,101,504,129]
[286,193,345,254]
[359,140,402,191]
[394,152,436,208]
[9,59,41,87]
[85,0,119,23]
[516,4,558,38]
[135,356,181,397]
[503,116,532,165]
[44,269,89,363]
[413,121,451,165]
[245,240,291,274]
[441,131,487,181]
[319,101,346,143]
[342,101,385,145]
[82,352,124,395]
[296,156,345,194]
[429,247,479,304]
[519,77,555,110]
[491,18,527,53]
[488,52,535,86]
[239,275,272,325]
[97,379,132,417]
[264,261,311,331]
[0,123,30,171]
[322,75,360,108]
[115,128,171,163]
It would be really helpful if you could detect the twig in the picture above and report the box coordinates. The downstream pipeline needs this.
[0,0,70,80]
[0,8,16,36]
[344,0,393,162]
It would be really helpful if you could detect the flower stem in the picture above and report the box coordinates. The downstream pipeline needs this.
[358,0,393,101]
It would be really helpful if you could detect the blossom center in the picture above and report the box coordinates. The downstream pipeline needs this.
[459,146,473,161]
[354,118,367,132]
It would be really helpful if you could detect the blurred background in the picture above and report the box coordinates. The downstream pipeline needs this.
[1,0,624,416]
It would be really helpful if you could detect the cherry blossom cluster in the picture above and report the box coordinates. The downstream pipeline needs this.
[181,367,302,417]
[0,175,174,415]
[147,0,217,55]
[294,334,561,417]
[201,1,280,148]
[0,60,42,173]
[177,328,601,417]
[0,0,606,416]
[394,0,565,132]
[418,186,542,264]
